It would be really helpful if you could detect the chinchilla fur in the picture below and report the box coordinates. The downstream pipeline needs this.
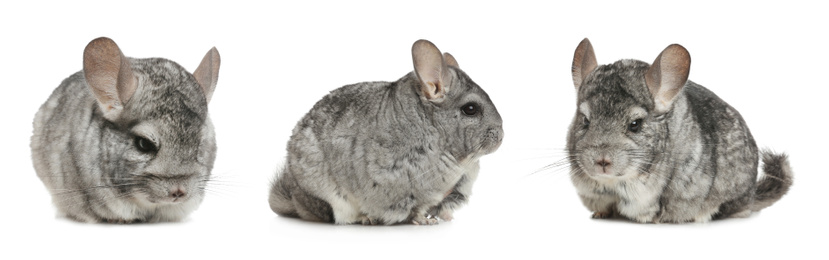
[567,38,792,223]
[269,40,503,225]
[30,37,221,223]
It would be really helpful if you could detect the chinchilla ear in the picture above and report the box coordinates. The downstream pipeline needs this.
[572,38,598,89]
[645,44,691,113]
[83,37,137,121]
[412,39,450,102]
[443,52,459,68]
[193,47,221,103]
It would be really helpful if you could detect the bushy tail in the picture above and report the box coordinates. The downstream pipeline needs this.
[750,151,794,212]
[268,167,335,222]
[269,167,298,217]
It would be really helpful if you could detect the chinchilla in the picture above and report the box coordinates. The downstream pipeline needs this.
[31,37,221,223]
[567,38,792,223]
[269,39,503,225]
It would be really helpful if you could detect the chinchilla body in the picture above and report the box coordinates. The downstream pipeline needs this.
[31,37,221,223]
[567,39,792,223]
[269,40,503,225]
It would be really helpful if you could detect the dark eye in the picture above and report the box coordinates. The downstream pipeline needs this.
[582,116,590,128]
[628,119,643,133]
[134,136,158,153]
[461,102,479,116]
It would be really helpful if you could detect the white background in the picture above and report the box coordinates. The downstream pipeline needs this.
[2,1,824,259]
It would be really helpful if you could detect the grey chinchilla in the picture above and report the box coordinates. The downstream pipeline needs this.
[31,37,221,223]
[567,38,792,223]
[269,39,503,225]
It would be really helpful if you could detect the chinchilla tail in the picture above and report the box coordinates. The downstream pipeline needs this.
[269,167,297,217]
[750,150,793,212]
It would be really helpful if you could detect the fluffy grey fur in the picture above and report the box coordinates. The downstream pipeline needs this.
[567,39,792,223]
[269,40,503,225]
[31,37,220,223]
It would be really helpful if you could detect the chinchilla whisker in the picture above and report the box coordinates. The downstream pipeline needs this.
[514,150,571,158]
[201,175,248,185]
[56,190,137,210]
[511,154,568,163]
[527,159,579,177]
[200,187,237,198]
[201,171,244,180]
[198,181,244,194]
[51,183,142,195]
[527,165,563,176]
[198,179,243,186]
[200,183,241,191]
[517,147,568,151]
[37,174,140,182]
[524,154,568,170]
[567,167,586,178]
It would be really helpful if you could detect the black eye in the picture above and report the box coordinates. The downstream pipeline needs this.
[461,103,479,116]
[628,119,643,133]
[134,136,158,153]
[582,116,590,128]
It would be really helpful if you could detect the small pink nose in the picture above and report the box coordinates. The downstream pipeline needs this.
[170,189,186,199]
[596,160,611,167]
[595,159,612,173]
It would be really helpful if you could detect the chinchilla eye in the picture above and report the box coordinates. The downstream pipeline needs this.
[134,136,158,153]
[628,119,643,133]
[583,116,590,128]
[461,102,479,116]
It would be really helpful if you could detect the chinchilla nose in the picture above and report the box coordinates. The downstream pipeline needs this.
[169,188,187,199]
[488,127,503,141]
[595,159,612,173]
[486,127,504,149]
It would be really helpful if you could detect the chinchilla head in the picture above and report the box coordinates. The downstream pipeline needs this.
[567,38,690,180]
[84,37,220,206]
[411,40,503,161]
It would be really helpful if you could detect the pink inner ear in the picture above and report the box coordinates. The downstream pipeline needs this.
[194,47,220,103]
[572,38,598,89]
[82,37,137,119]
[646,44,691,112]
[412,40,447,101]
[116,55,138,105]
[443,52,459,68]
[426,82,441,99]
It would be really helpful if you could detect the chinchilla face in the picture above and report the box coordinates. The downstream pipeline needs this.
[99,58,215,206]
[569,60,664,180]
[433,67,503,161]
[411,40,503,162]
[31,37,221,222]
